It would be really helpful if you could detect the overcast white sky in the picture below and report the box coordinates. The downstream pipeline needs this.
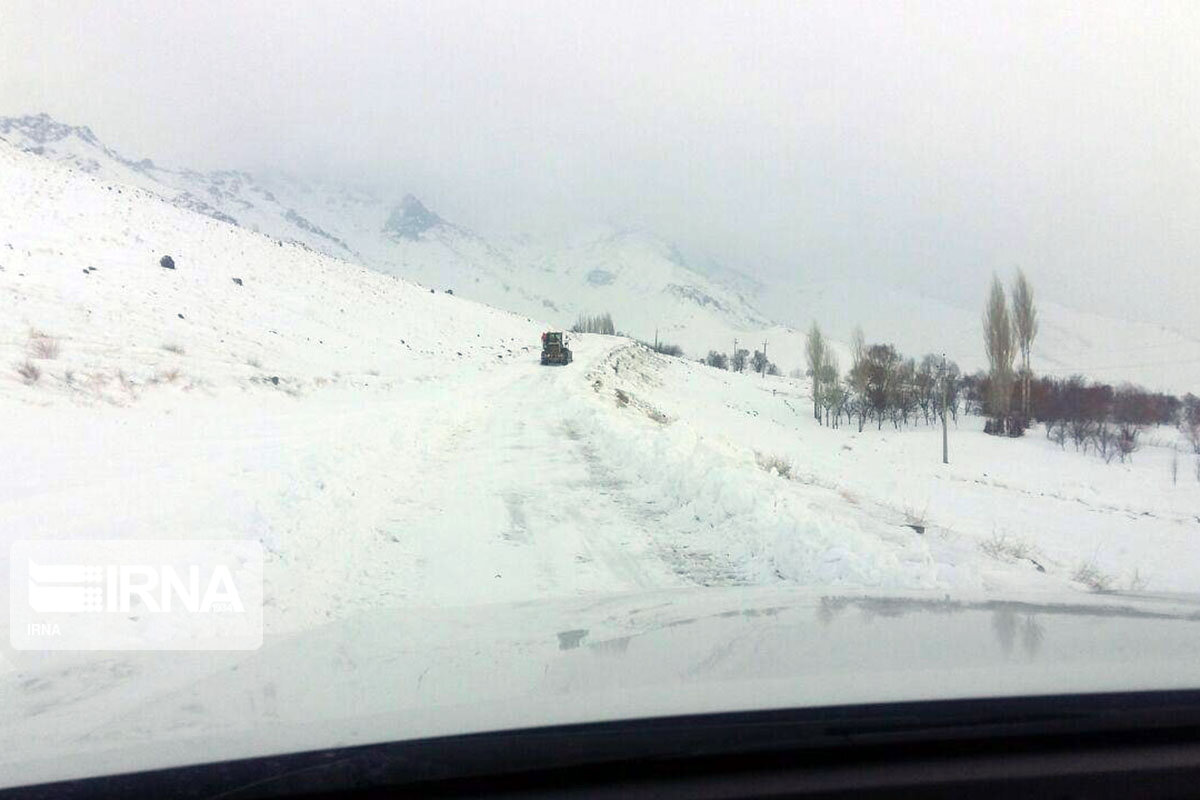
[2,1,1197,324]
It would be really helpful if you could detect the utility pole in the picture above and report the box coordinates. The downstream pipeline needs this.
[761,340,768,378]
[733,338,738,372]
[941,353,949,465]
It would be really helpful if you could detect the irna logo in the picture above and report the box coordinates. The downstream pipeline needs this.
[10,539,263,651]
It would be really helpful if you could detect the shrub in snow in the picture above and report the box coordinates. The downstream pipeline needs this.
[1116,423,1141,463]
[28,331,60,359]
[15,359,41,385]
[705,351,729,370]
[159,255,175,269]
[754,452,792,479]
[655,343,684,357]
[1073,561,1114,592]
[980,531,1035,563]
[162,342,185,355]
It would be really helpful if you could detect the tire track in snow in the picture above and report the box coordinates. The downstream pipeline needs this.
[365,339,685,608]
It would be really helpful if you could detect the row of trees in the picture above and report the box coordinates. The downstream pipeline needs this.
[982,270,1038,435]
[583,288,1198,471]
[572,312,616,335]
[704,348,780,375]
[804,323,962,432]
[692,322,963,435]
[960,371,1199,463]
[570,312,687,355]
[976,271,1200,463]
[647,340,684,357]
[570,312,684,355]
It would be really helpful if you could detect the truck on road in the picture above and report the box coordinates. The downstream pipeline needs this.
[540,332,573,365]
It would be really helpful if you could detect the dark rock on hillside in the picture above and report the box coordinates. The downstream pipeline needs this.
[382,194,444,241]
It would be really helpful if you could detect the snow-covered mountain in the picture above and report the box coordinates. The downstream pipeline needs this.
[0,113,813,366]
[3,112,1197,391]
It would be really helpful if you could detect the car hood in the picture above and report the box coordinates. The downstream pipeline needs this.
[4,585,1200,788]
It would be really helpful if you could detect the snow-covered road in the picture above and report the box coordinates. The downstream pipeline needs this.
[0,337,692,639]
[339,337,683,611]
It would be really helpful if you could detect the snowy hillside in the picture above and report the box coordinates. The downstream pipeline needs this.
[0,113,812,366]
[3,131,1200,780]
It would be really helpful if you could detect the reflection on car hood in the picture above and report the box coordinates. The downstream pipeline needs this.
[4,585,1200,788]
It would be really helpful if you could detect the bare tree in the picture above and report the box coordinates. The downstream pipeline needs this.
[942,359,962,423]
[846,326,869,431]
[916,355,940,424]
[983,275,1017,432]
[1010,270,1039,419]
[818,348,840,427]
[731,348,750,372]
[805,323,825,421]
[1116,423,1142,463]
[1049,420,1068,448]
[893,358,918,428]
[1181,398,1200,454]
[572,312,616,335]
[1093,421,1118,464]
[863,344,901,430]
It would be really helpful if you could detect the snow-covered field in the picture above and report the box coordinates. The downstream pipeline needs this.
[2,136,1200,782]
